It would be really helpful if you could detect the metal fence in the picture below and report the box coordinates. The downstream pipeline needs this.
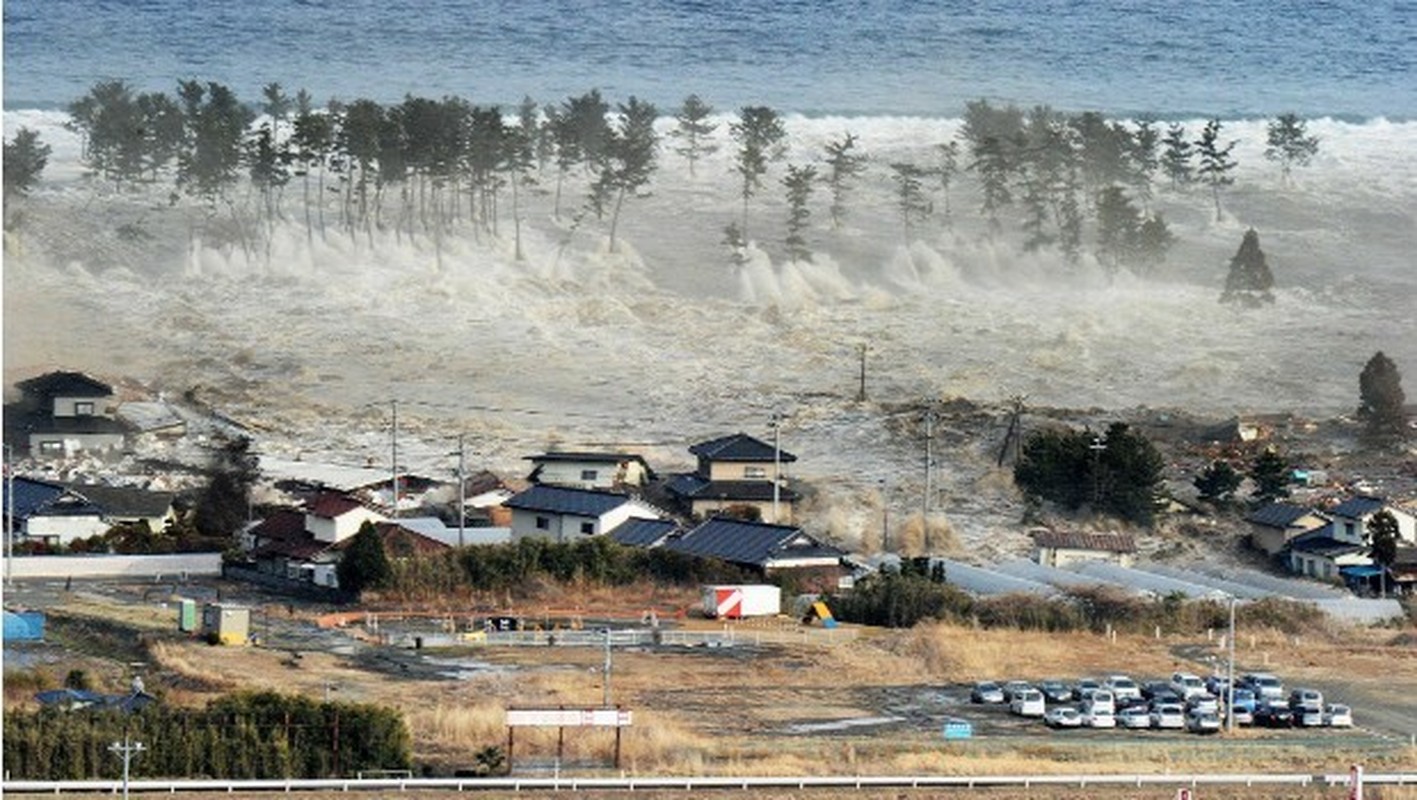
[399,625,856,649]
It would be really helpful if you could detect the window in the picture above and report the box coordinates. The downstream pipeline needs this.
[744,466,767,479]
[580,469,599,482]
[535,516,550,530]
[580,521,595,535]
[38,441,63,454]
[74,402,95,416]
[1344,522,1355,539]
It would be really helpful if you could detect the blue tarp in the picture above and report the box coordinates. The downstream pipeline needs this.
[2,610,45,641]
[1340,565,1385,577]
[34,689,156,713]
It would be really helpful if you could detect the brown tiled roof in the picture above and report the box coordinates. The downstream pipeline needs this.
[309,493,365,519]
[1032,530,1137,553]
[249,509,307,542]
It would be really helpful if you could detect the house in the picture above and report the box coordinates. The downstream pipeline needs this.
[525,452,654,490]
[305,493,386,543]
[666,433,798,524]
[1247,502,1329,555]
[2,477,176,547]
[662,517,847,591]
[503,485,662,542]
[1387,547,1417,596]
[1325,496,1416,546]
[7,371,130,458]
[607,517,679,548]
[1286,524,1370,583]
[247,506,455,588]
[1031,530,1137,568]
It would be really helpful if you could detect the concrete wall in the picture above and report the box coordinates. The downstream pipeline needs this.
[4,553,223,579]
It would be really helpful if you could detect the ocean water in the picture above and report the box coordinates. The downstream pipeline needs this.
[3,0,1413,119]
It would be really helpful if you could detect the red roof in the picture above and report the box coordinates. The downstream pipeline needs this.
[309,493,365,519]
[325,522,449,556]
[249,509,307,542]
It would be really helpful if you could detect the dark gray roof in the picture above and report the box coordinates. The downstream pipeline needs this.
[1330,496,1387,519]
[665,474,799,502]
[66,484,175,518]
[525,452,649,465]
[16,371,113,399]
[2,477,68,519]
[608,518,679,547]
[1248,502,1321,529]
[665,517,843,568]
[689,433,796,463]
[1287,532,1365,558]
[503,485,634,517]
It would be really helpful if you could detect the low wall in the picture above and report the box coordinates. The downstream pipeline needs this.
[222,565,354,604]
[4,553,223,579]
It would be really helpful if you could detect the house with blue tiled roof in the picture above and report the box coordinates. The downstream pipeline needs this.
[663,517,847,591]
[503,485,663,543]
[667,432,798,523]
[607,517,679,548]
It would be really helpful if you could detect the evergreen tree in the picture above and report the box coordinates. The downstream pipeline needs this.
[67,80,148,188]
[1366,510,1400,597]
[1095,185,1141,273]
[594,96,659,253]
[1264,112,1320,185]
[1249,447,1290,504]
[668,94,718,177]
[338,521,393,595]
[291,91,335,242]
[1014,423,1163,525]
[1160,122,1192,189]
[176,80,256,204]
[729,105,787,238]
[822,132,866,229]
[3,128,51,200]
[1220,228,1275,305]
[194,434,260,539]
[1133,212,1176,274]
[1193,460,1242,506]
[1130,117,1160,203]
[1357,351,1408,441]
[935,140,961,220]
[781,163,817,263]
[889,162,931,242]
[1194,118,1237,221]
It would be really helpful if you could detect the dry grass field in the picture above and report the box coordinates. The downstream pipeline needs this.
[6,581,1416,784]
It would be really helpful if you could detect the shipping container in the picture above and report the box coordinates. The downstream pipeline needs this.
[702,584,781,618]
[177,598,198,632]
[201,603,250,645]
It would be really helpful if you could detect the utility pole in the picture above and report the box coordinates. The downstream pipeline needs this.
[456,434,466,549]
[390,400,400,519]
[1089,434,1107,507]
[602,627,613,707]
[879,477,889,553]
[922,403,937,523]
[6,443,14,587]
[109,736,145,800]
[771,411,782,524]
[1226,595,1237,733]
[857,343,868,401]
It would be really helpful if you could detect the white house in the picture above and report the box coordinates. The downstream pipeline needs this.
[1326,496,1416,545]
[1032,530,1137,568]
[11,371,129,458]
[305,493,386,544]
[525,451,654,490]
[503,485,661,542]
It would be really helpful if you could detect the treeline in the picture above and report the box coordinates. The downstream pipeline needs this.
[2,691,411,780]
[4,77,1322,277]
[1013,422,1165,525]
[830,568,1325,633]
[340,531,756,599]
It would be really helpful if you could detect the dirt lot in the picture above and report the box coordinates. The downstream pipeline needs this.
[5,578,1415,780]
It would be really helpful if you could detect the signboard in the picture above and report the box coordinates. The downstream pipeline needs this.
[1349,764,1362,800]
[1176,789,1192,800]
[506,708,632,727]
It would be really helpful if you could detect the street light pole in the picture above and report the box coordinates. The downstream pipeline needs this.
[1227,595,1237,733]
[5,443,14,587]
[456,434,466,549]
[390,400,399,520]
[109,736,145,800]
[602,627,613,707]
[771,412,781,524]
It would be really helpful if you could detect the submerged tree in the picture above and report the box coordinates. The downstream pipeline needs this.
[781,163,817,263]
[668,94,718,177]
[338,521,393,596]
[1160,122,1192,189]
[1249,447,1290,504]
[935,140,961,220]
[822,132,866,229]
[1264,112,1320,186]
[1193,460,1242,506]
[729,105,787,238]
[3,128,51,200]
[1095,185,1141,273]
[594,96,659,253]
[1220,228,1275,305]
[1357,351,1408,443]
[889,162,931,242]
[1194,118,1237,221]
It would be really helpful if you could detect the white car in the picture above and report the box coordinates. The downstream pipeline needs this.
[1117,706,1152,729]
[1104,675,1142,702]
[1082,707,1116,729]
[1187,710,1222,735]
[1170,672,1206,699]
[1081,689,1116,715]
[1186,693,1220,715]
[1150,703,1186,730]
[1011,689,1046,717]
[1045,706,1083,728]
[1242,673,1284,701]
[1323,704,1354,728]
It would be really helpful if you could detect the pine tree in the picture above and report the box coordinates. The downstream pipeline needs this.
[781,163,817,263]
[822,132,865,229]
[1220,228,1275,306]
[1367,510,1400,597]
[1133,213,1176,274]
[3,127,51,200]
[1160,122,1192,189]
[1264,112,1320,186]
[1193,460,1242,506]
[935,140,960,220]
[669,94,718,177]
[1194,118,1237,221]
[729,105,786,238]
[1357,351,1408,441]
[338,521,392,596]
[1095,185,1141,273]
[889,162,931,242]
[594,96,659,253]
[1249,447,1290,504]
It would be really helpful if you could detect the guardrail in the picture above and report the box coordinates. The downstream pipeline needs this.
[403,627,856,649]
[4,771,1413,794]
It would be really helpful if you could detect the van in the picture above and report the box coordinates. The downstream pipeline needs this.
[1288,687,1323,710]
[1170,672,1206,699]
[1010,689,1046,717]
[1242,673,1284,701]
[1081,689,1115,715]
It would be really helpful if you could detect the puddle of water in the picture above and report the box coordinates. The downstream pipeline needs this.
[421,656,519,680]
[784,715,905,734]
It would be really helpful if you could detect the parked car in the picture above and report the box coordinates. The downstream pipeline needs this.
[1150,703,1186,730]
[1039,680,1073,704]
[971,681,1006,704]
[1229,688,1258,714]
[1044,706,1083,728]
[1230,705,1254,726]
[1081,707,1116,729]
[1186,693,1220,715]
[1072,678,1102,701]
[1288,688,1324,711]
[1104,675,1142,702]
[1323,704,1354,728]
[1204,674,1232,697]
[1003,680,1034,703]
[1141,681,1173,701]
[1081,689,1116,716]
[1186,710,1222,735]
[1170,672,1206,699]
[1292,704,1325,727]
[1241,673,1284,701]
[1011,689,1046,717]
[1117,706,1152,729]
[1254,701,1294,728]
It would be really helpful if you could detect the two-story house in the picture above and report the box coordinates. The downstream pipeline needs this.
[8,371,130,458]
[524,451,654,490]
[503,485,663,542]
[665,433,798,523]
